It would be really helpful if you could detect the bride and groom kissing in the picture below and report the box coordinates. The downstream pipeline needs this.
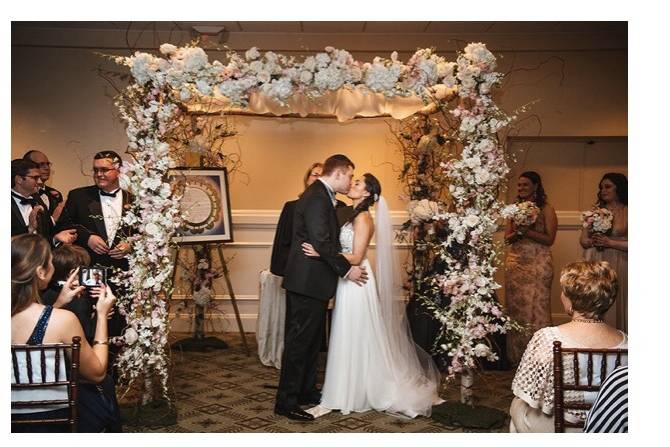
[274,154,443,422]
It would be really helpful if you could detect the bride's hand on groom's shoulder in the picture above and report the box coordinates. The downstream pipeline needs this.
[302,242,320,257]
[347,265,368,286]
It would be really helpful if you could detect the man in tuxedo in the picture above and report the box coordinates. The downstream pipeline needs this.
[275,154,368,421]
[11,158,77,245]
[23,149,65,222]
[56,150,131,371]
[56,150,132,271]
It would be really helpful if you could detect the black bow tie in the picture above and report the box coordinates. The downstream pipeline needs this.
[12,192,36,206]
[99,189,120,198]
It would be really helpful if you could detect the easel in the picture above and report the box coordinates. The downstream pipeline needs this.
[170,241,250,356]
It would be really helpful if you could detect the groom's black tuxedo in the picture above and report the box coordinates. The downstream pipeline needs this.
[282,181,351,300]
[276,180,351,414]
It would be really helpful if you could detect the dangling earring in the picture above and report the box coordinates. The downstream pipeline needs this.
[567,307,574,317]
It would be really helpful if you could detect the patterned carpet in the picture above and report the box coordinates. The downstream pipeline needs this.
[121,333,515,433]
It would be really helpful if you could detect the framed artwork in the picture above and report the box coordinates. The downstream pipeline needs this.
[168,167,234,243]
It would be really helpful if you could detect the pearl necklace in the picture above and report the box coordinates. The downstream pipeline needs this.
[572,317,604,324]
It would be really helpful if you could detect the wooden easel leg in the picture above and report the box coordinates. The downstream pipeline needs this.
[215,244,250,356]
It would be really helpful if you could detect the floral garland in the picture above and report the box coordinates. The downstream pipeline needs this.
[123,43,474,109]
[110,41,515,397]
[423,45,522,377]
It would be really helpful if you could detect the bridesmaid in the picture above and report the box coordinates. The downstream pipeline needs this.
[580,173,628,332]
[504,171,558,364]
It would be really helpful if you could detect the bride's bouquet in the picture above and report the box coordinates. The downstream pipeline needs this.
[501,201,540,227]
[580,207,613,234]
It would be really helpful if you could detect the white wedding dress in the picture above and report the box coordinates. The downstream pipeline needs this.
[310,206,443,419]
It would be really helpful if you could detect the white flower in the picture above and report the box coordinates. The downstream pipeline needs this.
[314,66,344,91]
[124,328,139,345]
[159,44,177,56]
[145,222,160,236]
[364,63,401,93]
[302,56,316,72]
[182,47,208,72]
[464,42,496,71]
[141,177,162,191]
[408,199,440,224]
[249,60,263,73]
[474,168,491,185]
[261,77,293,102]
[463,214,480,227]
[129,52,156,86]
[119,174,131,191]
[464,155,481,169]
[143,276,156,289]
[473,343,491,357]
[315,52,331,68]
[245,47,260,61]
[195,79,212,96]
[299,70,313,84]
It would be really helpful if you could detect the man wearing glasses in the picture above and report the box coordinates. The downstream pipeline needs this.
[56,150,131,384]
[57,150,132,271]
[11,158,77,245]
[22,149,65,221]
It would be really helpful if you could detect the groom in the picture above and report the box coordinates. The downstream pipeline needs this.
[275,154,368,421]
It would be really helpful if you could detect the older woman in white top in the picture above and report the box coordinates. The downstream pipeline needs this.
[509,260,628,433]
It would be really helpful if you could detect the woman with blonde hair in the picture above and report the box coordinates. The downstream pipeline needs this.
[509,260,628,433]
[11,234,116,432]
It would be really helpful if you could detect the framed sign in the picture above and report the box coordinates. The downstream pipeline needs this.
[168,167,234,243]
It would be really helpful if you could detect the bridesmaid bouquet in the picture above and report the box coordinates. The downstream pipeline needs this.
[502,201,540,227]
[581,207,613,251]
[581,207,613,234]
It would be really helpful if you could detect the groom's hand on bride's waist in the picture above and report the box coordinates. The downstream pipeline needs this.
[346,265,368,286]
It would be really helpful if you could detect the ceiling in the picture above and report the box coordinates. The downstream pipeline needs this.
[12,21,627,34]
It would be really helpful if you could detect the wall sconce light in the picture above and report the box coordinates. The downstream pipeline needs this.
[191,25,229,45]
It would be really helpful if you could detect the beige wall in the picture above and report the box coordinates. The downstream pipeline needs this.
[11,24,627,331]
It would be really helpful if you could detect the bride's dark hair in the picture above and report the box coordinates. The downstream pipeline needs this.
[348,173,382,223]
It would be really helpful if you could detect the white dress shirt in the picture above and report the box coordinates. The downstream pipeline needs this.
[318,178,338,207]
[11,189,34,227]
[100,189,123,246]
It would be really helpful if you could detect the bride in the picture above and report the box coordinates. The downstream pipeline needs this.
[301,173,443,418]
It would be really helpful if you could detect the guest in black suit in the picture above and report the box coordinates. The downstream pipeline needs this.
[56,150,132,271]
[11,159,77,245]
[55,150,131,371]
[275,154,368,421]
[23,149,65,222]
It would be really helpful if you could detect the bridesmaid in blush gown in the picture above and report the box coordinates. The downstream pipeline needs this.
[504,171,558,365]
[581,173,628,332]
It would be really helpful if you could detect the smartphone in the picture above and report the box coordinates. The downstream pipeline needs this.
[79,266,108,288]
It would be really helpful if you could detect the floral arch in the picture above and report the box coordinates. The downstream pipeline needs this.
[111,42,517,399]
